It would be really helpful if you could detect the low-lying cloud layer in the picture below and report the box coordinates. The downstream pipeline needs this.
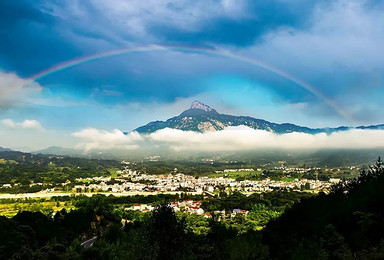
[72,126,384,152]
[2,119,43,130]
[72,128,143,151]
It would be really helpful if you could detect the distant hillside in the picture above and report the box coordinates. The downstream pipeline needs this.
[133,101,378,134]
[0,150,120,167]
[0,146,12,152]
[33,146,81,157]
[29,146,384,167]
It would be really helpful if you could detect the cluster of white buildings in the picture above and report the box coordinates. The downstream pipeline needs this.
[274,166,322,173]
[126,200,251,219]
[274,164,360,174]
[72,167,339,194]
[127,199,207,215]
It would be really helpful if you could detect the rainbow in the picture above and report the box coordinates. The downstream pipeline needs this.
[25,44,353,121]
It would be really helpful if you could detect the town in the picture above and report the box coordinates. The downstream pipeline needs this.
[72,166,341,195]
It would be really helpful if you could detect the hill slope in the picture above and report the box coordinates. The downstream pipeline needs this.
[263,158,384,259]
[0,146,12,152]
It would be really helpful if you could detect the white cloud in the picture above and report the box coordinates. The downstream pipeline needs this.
[1,119,43,130]
[99,0,249,32]
[250,0,384,71]
[20,120,43,130]
[242,0,384,124]
[149,127,384,151]
[72,128,143,151]
[71,125,384,152]
[2,119,16,128]
[47,0,249,38]
[0,70,42,109]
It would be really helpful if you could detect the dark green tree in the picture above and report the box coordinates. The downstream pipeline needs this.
[147,203,187,260]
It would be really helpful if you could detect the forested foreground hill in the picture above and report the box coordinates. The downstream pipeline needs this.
[1,158,384,259]
[263,157,384,259]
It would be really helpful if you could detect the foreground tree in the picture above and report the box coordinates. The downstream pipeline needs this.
[263,157,384,259]
[147,203,187,260]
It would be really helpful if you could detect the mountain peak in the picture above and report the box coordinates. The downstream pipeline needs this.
[190,101,214,112]
[133,101,384,135]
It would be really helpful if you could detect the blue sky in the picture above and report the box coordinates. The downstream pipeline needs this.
[1,0,384,150]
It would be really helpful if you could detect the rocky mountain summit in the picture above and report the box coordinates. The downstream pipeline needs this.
[190,101,217,112]
[134,101,324,134]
